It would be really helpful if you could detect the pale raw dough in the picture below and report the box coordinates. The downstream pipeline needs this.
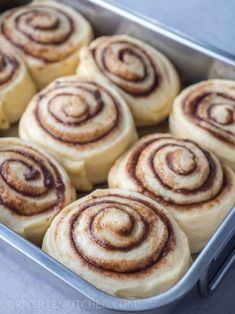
[19,76,137,191]
[43,188,191,298]
[169,79,235,169]
[0,0,93,89]
[0,137,76,244]
[0,37,36,129]
[108,133,235,253]
[77,34,180,126]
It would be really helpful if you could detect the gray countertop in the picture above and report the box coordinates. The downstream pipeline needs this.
[106,0,235,56]
[0,1,235,313]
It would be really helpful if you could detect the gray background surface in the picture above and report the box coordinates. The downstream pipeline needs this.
[0,1,235,313]
[106,0,235,55]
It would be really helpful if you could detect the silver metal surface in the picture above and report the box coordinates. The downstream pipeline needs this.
[198,233,235,298]
[0,207,234,312]
[100,0,235,57]
[208,249,235,294]
[0,0,235,312]
[63,0,235,83]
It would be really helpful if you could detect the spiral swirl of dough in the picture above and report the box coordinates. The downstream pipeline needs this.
[77,35,180,126]
[1,3,85,62]
[34,80,123,145]
[0,137,75,243]
[0,48,19,87]
[0,36,36,129]
[170,79,235,169]
[108,134,235,252]
[0,1,93,88]
[91,38,160,96]
[43,189,191,298]
[19,76,137,190]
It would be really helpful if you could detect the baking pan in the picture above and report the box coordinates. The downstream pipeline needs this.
[0,0,235,312]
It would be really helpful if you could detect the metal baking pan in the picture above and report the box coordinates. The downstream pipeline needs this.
[0,0,235,312]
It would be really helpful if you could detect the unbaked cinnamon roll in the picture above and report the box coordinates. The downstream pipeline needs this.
[0,0,93,89]
[0,36,36,129]
[0,137,76,244]
[170,79,235,169]
[108,134,235,253]
[43,188,191,298]
[77,34,180,126]
[19,76,137,191]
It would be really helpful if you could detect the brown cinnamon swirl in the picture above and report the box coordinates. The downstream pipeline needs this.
[42,188,191,298]
[0,1,93,89]
[170,79,235,169]
[19,76,137,191]
[0,137,76,244]
[108,134,235,253]
[0,36,36,129]
[77,34,180,126]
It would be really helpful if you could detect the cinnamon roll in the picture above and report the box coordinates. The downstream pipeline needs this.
[0,137,76,244]
[0,36,36,129]
[43,188,191,298]
[108,134,235,253]
[77,34,180,126]
[170,79,235,169]
[19,76,137,191]
[0,0,93,89]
